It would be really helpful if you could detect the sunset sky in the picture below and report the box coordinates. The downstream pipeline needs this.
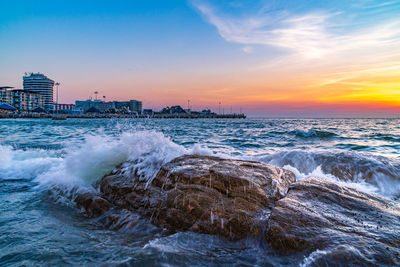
[1,0,400,117]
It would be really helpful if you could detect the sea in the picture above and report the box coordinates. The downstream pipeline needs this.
[0,118,399,266]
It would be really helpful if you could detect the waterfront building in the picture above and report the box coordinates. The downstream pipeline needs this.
[54,103,75,111]
[54,103,82,114]
[0,86,13,105]
[75,99,142,114]
[10,89,44,112]
[0,86,44,112]
[114,100,142,114]
[75,100,107,112]
[23,73,55,110]
[98,101,116,112]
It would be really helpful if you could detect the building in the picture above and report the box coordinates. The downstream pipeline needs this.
[114,100,142,114]
[10,89,44,112]
[54,103,82,114]
[0,86,13,105]
[0,86,44,112]
[54,103,75,111]
[23,73,55,110]
[75,100,108,112]
[75,99,142,114]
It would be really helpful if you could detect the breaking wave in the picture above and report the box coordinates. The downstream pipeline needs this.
[260,150,400,199]
[0,130,213,202]
[1,129,399,202]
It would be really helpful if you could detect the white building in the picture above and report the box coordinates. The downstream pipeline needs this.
[23,73,55,110]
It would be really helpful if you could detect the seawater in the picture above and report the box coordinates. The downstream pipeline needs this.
[0,118,399,266]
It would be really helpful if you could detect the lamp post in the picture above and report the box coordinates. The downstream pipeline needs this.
[55,82,60,114]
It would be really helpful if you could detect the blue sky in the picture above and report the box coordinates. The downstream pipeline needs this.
[1,0,400,117]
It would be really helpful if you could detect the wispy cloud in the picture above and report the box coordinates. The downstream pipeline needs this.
[192,0,400,59]
[189,0,400,113]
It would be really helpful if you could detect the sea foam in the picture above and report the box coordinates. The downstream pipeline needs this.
[261,150,400,199]
[30,130,212,200]
[1,129,399,202]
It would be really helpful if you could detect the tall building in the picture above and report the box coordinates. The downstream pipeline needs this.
[23,73,55,110]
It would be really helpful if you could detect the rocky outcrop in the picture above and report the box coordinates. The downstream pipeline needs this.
[265,177,400,265]
[75,154,400,264]
[99,155,296,239]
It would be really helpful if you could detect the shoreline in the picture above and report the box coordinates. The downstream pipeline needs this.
[0,112,246,119]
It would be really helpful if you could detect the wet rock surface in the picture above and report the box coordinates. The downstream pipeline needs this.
[75,192,111,218]
[75,155,400,264]
[99,155,296,239]
[265,177,400,265]
[75,192,140,230]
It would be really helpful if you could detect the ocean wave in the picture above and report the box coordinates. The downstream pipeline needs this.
[290,129,337,139]
[369,133,400,142]
[260,150,400,199]
[0,145,62,181]
[0,130,214,203]
[300,245,372,267]
[1,129,399,203]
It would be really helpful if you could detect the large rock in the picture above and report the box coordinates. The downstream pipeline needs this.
[100,155,296,239]
[266,177,400,265]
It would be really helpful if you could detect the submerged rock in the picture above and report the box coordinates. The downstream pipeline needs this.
[75,192,139,230]
[100,155,296,239]
[265,177,400,265]
[75,192,111,218]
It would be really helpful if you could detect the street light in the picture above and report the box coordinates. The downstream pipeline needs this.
[55,82,60,114]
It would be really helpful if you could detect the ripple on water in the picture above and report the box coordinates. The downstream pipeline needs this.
[0,118,400,266]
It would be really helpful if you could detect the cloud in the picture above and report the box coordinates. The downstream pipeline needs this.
[192,0,400,59]
[242,46,253,53]
[189,0,400,113]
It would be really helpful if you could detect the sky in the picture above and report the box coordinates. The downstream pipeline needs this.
[1,0,400,117]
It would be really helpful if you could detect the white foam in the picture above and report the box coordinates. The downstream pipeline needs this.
[300,249,330,267]
[0,145,62,180]
[1,130,400,202]
[300,245,371,266]
[29,130,213,196]
[284,165,380,195]
[261,150,400,199]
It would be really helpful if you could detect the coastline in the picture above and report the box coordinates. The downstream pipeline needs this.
[0,112,246,119]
